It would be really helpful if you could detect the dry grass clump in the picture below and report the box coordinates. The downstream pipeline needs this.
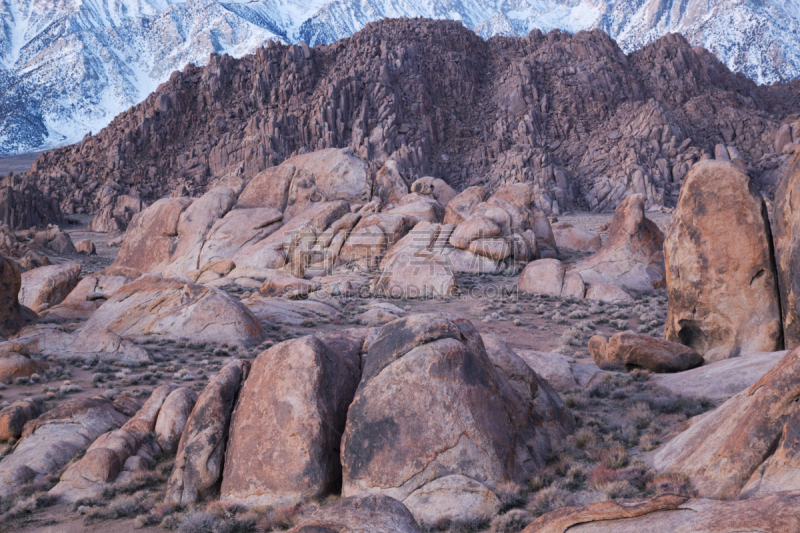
[489,509,532,533]
[527,486,574,517]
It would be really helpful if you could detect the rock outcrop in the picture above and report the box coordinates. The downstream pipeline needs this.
[570,193,665,291]
[76,275,266,346]
[654,347,800,499]
[522,492,800,533]
[664,160,783,362]
[772,149,800,349]
[341,314,554,523]
[17,20,800,225]
[166,360,249,505]
[0,396,129,499]
[518,259,585,298]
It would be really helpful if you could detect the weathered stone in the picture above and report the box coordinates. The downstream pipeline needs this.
[552,223,601,252]
[518,259,575,297]
[221,333,363,506]
[372,251,457,299]
[78,274,265,346]
[0,396,128,499]
[154,387,197,454]
[0,343,47,384]
[75,239,96,255]
[772,149,800,349]
[444,186,487,226]
[410,176,457,206]
[403,475,501,526]
[654,348,800,499]
[571,194,664,291]
[523,492,800,533]
[19,262,81,313]
[589,332,704,372]
[664,160,782,361]
[0,399,41,441]
[286,494,422,533]
[0,256,22,337]
[341,314,550,519]
[650,350,787,399]
[585,282,634,303]
[166,359,250,505]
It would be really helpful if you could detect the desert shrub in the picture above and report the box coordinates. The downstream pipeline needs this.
[489,509,532,533]
[494,481,526,512]
[574,427,596,450]
[527,486,573,517]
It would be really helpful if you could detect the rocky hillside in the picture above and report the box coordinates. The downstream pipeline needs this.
[15,19,800,226]
[3,0,800,156]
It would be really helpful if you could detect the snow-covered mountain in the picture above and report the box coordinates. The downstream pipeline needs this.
[2,0,799,156]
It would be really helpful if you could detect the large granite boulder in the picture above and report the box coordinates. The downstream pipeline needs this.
[286,494,422,533]
[166,360,250,505]
[0,396,129,499]
[654,347,800,499]
[518,259,585,298]
[570,193,664,291]
[154,387,197,454]
[521,493,800,533]
[589,332,704,373]
[19,262,81,313]
[77,274,265,346]
[221,332,363,506]
[772,149,800,349]
[341,314,551,523]
[50,384,176,502]
[664,161,782,362]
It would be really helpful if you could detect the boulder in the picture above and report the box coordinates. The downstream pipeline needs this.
[585,282,633,304]
[589,332,704,372]
[521,493,800,533]
[286,494,422,533]
[154,387,197,454]
[197,208,283,266]
[0,256,22,337]
[771,149,800,349]
[0,342,48,383]
[373,159,410,205]
[402,475,501,526]
[650,350,787,400]
[19,324,151,367]
[444,186,487,226]
[552,223,601,252]
[410,176,457,206]
[77,275,265,346]
[654,348,800,499]
[19,262,82,313]
[0,399,41,441]
[341,314,550,522]
[338,213,415,265]
[166,359,250,505]
[75,239,96,255]
[482,336,576,440]
[664,161,782,362]
[51,384,176,501]
[221,333,363,506]
[518,259,584,298]
[386,193,445,224]
[372,251,457,299]
[0,396,128,499]
[259,274,321,298]
[112,197,193,273]
[570,194,664,291]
